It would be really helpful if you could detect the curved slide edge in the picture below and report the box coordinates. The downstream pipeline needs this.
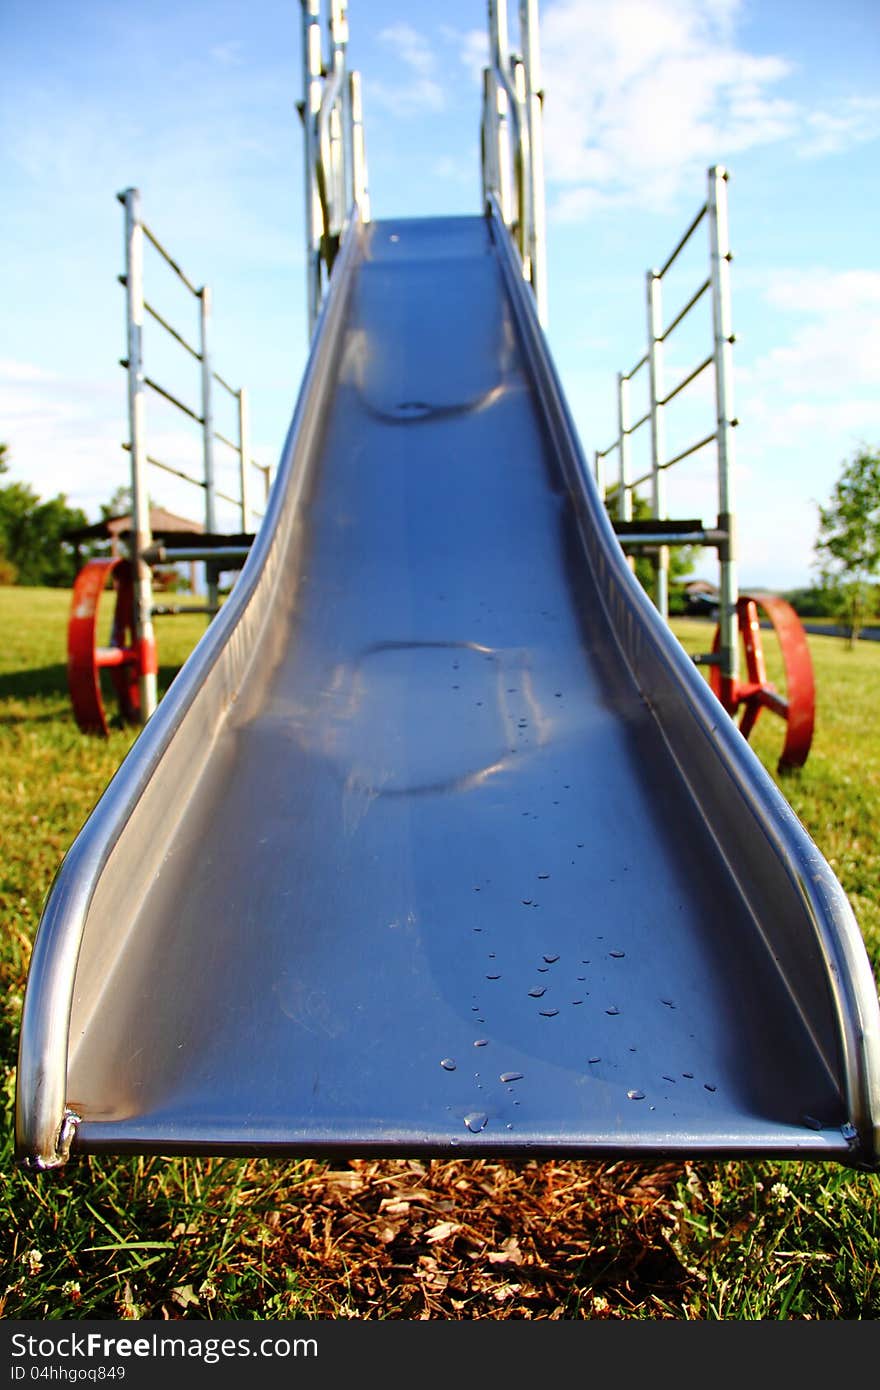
[486,195,880,1170]
[15,202,880,1171]
[15,213,367,1170]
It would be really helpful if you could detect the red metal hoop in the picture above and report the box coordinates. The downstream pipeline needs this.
[68,558,141,735]
[710,592,815,772]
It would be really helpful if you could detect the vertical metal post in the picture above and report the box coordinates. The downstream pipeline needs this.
[301,0,323,335]
[122,188,158,722]
[238,387,252,533]
[520,0,547,326]
[331,1,352,216]
[200,285,218,613]
[488,0,513,225]
[617,371,632,523]
[594,450,605,499]
[708,165,738,689]
[512,58,530,271]
[481,67,498,209]
[647,270,669,619]
[350,70,370,220]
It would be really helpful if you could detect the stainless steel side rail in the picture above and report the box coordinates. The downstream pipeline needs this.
[487,190,880,1168]
[300,0,370,335]
[481,1,547,325]
[118,188,271,717]
[15,209,366,1172]
[595,166,738,685]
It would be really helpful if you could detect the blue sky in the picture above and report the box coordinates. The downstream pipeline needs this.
[2,0,878,590]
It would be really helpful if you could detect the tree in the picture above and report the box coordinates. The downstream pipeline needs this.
[814,446,880,647]
[100,485,134,521]
[0,445,90,587]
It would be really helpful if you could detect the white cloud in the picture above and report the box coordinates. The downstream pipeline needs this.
[537,0,798,215]
[0,364,124,515]
[209,41,244,68]
[455,0,871,221]
[370,24,445,114]
[800,97,880,158]
[752,269,880,400]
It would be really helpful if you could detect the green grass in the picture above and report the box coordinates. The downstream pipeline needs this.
[1,591,878,1320]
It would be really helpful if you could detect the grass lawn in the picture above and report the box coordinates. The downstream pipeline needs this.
[1,590,878,1319]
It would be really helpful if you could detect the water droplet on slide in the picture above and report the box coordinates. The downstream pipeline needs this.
[627,1089,646,1101]
[440,1058,456,1071]
[500,1072,524,1084]
[464,1111,488,1133]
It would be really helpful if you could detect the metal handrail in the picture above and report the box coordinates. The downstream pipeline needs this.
[118,188,272,717]
[592,166,738,685]
[657,201,707,279]
[300,0,370,335]
[481,1,547,326]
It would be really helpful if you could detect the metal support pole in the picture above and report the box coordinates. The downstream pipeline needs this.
[708,165,739,689]
[520,0,547,327]
[594,450,605,499]
[481,67,498,208]
[238,387,252,533]
[122,188,158,722]
[617,371,633,523]
[512,57,529,271]
[350,70,370,220]
[647,270,669,619]
[618,370,637,574]
[301,0,324,335]
[488,0,513,226]
[330,1,352,218]
[199,286,218,614]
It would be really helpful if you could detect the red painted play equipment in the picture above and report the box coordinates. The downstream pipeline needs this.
[67,557,155,735]
[710,591,815,772]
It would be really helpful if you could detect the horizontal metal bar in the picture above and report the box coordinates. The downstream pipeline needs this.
[143,375,203,424]
[122,442,206,489]
[657,202,707,278]
[141,222,201,296]
[213,429,240,454]
[628,468,653,490]
[623,353,648,381]
[596,441,620,459]
[142,543,251,565]
[661,277,710,342]
[662,430,718,470]
[151,604,220,617]
[624,410,651,436]
[616,529,725,549]
[251,462,271,477]
[692,651,722,667]
[660,353,714,407]
[212,371,239,398]
[613,518,703,536]
[144,299,202,361]
[214,488,241,508]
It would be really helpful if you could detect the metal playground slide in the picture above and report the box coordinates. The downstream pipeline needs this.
[15,5,880,1171]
